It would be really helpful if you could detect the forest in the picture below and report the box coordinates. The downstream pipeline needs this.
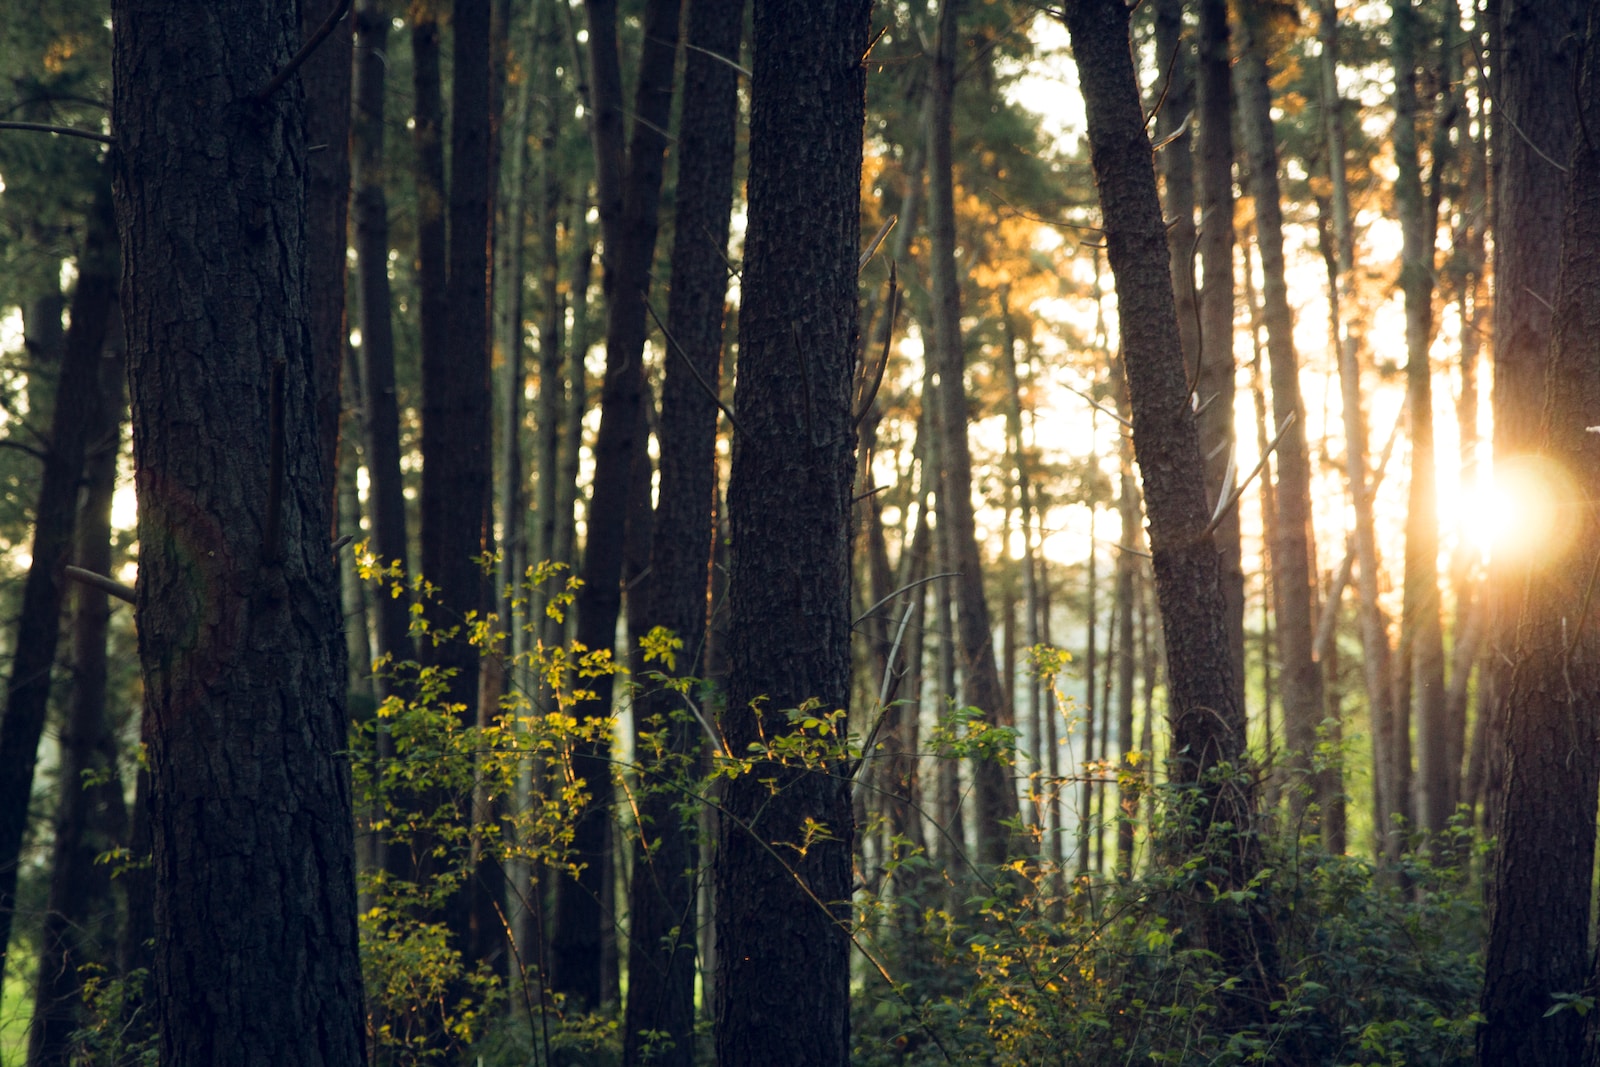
[0,0,1597,1063]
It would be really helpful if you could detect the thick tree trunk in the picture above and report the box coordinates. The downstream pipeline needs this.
[555,0,680,1009]
[621,6,742,1054]
[713,3,867,1062]
[111,0,366,1058]
[928,0,1022,867]
[28,241,127,1067]
[1492,15,1600,1067]
[1062,0,1280,1030]
[0,178,118,991]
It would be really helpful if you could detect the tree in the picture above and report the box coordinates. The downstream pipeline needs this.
[554,0,681,1008]
[713,0,868,1062]
[110,1,366,1059]
[1061,0,1280,1031]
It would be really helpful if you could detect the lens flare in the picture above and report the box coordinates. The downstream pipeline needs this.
[1478,454,1582,567]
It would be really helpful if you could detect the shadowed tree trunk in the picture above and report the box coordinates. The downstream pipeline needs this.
[554,0,681,1009]
[1062,0,1281,1033]
[27,197,126,1067]
[1492,14,1600,1067]
[0,177,119,992]
[713,2,868,1062]
[110,0,367,1058]
[622,1,742,1061]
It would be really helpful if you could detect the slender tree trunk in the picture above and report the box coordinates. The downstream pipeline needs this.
[1078,502,1098,878]
[928,0,1022,867]
[622,4,742,1059]
[1113,367,1142,877]
[28,282,127,1067]
[1237,0,1325,824]
[1194,0,1245,717]
[1062,0,1281,1030]
[556,0,681,1009]
[713,3,867,1061]
[112,0,366,1056]
[0,179,118,990]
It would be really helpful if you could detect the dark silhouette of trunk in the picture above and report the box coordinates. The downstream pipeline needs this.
[1483,0,1585,842]
[928,0,1022,867]
[303,0,352,508]
[0,179,118,991]
[28,248,127,1067]
[623,1,742,1058]
[1078,502,1098,877]
[555,0,680,1009]
[1193,0,1245,716]
[1112,366,1142,877]
[110,0,366,1057]
[1237,0,1325,820]
[1061,0,1280,1031]
[713,2,867,1062]
[1492,14,1600,1067]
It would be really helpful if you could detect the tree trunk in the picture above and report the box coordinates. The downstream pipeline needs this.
[1193,0,1245,716]
[928,0,1022,867]
[713,2,867,1061]
[0,177,118,991]
[555,0,681,1009]
[1061,0,1280,1030]
[621,5,742,1053]
[1237,0,1325,824]
[1492,14,1600,1066]
[28,238,127,1067]
[111,0,366,1057]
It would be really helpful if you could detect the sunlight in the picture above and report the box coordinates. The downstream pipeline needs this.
[1473,454,1581,567]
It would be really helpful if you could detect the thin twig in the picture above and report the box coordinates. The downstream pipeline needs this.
[1063,382,1132,429]
[852,262,898,427]
[853,571,960,629]
[858,214,897,272]
[0,120,112,145]
[65,566,136,605]
[685,41,750,78]
[255,0,354,102]
[641,297,745,438]
[1202,412,1296,538]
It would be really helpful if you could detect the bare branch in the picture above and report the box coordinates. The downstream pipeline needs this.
[65,565,136,605]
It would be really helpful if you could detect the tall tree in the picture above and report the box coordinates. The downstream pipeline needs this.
[1061,0,1281,1031]
[0,171,118,992]
[928,0,1022,866]
[1487,10,1600,1066]
[1236,0,1325,819]
[714,0,868,1062]
[623,0,743,1061]
[110,0,366,1058]
[24,185,124,1063]
[555,0,681,1008]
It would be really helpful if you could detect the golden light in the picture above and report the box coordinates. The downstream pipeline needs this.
[1473,454,1583,567]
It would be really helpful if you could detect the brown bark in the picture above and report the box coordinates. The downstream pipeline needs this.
[1194,0,1246,716]
[928,0,1022,867]
[1237,0,1325,820]
[713,2,867,1062]
[1061,0,1280,1028]
[1490,13,1600,1065]
[111,0,366,1056]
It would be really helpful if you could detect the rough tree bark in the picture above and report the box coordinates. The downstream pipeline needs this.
[622,3,742,1062]
[713,1,868,1062]
[1061,0,1281,1032]
[554,0,681,1009]
[110,0,367,1059]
